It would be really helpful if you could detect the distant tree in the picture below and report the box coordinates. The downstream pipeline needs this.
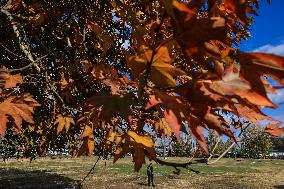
[271,136,284,151]
[0,130,19,161]
[167,134,193,157]
[240,127,273,158]
[171,141,184,157]
[207,130,231,157]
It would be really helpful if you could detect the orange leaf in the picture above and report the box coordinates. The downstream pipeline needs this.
[87,138,95,155]
[208,65,275,107]
[0,72,23,89]
[0,94,40,135]
[0,114,8,136]
[128,131,153,148]
[265,122,284,136]
[4,0,22,12]
[81,125,93,138]
[54,114,75,134]
[127,45,185,88]
[164,109,181,140]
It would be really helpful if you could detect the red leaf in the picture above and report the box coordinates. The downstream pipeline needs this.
[208,65,275,107]
[265,122,284,136]
[164,109,181,140]
[239,52,284,87]
[189,118,208,154]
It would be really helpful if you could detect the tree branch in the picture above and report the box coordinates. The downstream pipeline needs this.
[77,155,101,188]
[8,54,49,73]
[206,123,251,165]
[1,8,40,72]
[0,43,28,60]
[207,137,221,162]
[206,142,235,165]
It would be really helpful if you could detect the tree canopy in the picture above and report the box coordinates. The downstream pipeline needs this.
[0,0,284,171]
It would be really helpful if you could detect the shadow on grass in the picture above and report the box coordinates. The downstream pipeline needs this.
[274,185,284,189]
[0,168,78,189]
[137,182,148,186]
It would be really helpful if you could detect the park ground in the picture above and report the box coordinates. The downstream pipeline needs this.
[0,157,283,189]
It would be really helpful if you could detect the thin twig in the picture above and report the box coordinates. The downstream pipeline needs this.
[44,71,65,106]
[77,155,101,189]
[8,54,49,73]
[0,43,28,60]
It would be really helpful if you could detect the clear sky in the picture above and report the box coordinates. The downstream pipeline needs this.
[239,0,284,125]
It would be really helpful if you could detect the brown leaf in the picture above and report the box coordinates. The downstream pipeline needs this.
[81,125,93,138]
[86,20,102,35]
[127,132,156,171]
[154,118,172,136]
[208,65,275,107]
[85,95,134,123]
[189,117,208,154]
[168,1,227,64]
[4,0,22,12]
[0,72,23,89]
[127,45,185,88]
[77,137,95,156]
[238,52,284,85]
[113,132,156,171]
[146,90,188,139]
[0,94,40,135]
[235,104,274,126]
[101,34,112,54]
[54,114,75,134]
[164,109,181,140]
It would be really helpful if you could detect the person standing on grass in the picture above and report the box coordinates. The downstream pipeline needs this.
[147,163,154,186]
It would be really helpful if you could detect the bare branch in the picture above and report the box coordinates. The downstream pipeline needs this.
[1,8,40,72]
[8,54,49,73]
[207,137,221,162]
[0,43,28,60]
[206,142,235,165]
[207,123,252,165]
[77,155,101,188]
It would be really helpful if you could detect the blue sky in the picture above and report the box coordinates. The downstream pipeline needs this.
[239,0,284,125]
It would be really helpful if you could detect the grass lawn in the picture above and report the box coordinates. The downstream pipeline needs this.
[0,157,283,189]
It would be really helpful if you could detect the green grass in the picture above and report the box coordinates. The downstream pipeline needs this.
[0,157,283,189]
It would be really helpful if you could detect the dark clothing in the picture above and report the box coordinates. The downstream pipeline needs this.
[147,164,154,186]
